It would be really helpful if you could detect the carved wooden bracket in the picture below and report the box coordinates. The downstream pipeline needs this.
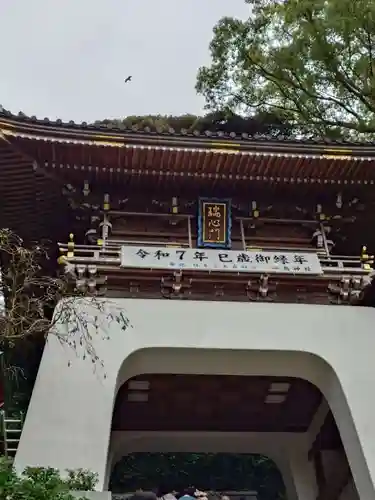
[161,270,192,298]
[246,275,276,301]
[328,276,368,304]
[61,262,107,295]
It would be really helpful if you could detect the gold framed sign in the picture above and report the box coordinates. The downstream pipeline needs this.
[197,198,231,249]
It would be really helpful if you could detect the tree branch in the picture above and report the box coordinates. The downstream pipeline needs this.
[0,229,131,370]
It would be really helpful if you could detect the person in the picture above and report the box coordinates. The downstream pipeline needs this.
[194,490,208,500]
[179,487,197,500]
[129,489,158,500]
[158,485,178,500]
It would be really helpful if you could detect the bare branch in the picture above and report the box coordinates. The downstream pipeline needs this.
[0,229,130,371]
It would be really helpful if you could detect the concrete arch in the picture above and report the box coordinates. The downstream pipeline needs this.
[107,432,320,500]
[14,299,375,498]
[116,346,332,389]
[114,348,351,454]
[107,430,305,482]
[112,346,368,497]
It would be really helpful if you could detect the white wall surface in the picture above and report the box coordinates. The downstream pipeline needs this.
[13,299,375,499]
[71,493,111,500]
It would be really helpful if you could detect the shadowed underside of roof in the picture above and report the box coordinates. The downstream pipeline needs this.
[0,133,71,241]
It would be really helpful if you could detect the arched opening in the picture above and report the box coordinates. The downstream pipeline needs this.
[109,371,359,499]
[107,348,368,500]
[110,452,285,499]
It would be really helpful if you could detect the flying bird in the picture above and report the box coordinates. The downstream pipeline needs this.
[124,76,132,83]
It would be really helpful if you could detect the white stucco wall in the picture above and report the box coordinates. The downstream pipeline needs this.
[71,493,111,500]
[13,299,375,499]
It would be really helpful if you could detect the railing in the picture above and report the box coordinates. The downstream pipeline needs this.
[319,256,371,275]
[86,210,338,257]
[58,242,372,278]
[108,211,194,248]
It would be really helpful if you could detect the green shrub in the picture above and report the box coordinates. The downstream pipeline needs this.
[0,456,98,499]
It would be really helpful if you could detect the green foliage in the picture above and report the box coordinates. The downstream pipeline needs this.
[94,114,200,132]
[64,468,98,491]
[196,0,375,138]
[110,453,285,500]
[0,456,97,499]
[95,111,294,137]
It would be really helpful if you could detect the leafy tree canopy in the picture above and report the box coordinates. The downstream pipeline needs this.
[95,111,294,137]
[0,457,97,500]
[110,453,285,500]
[196,0,375,139]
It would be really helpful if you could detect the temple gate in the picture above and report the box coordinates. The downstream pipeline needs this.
[1,107,375,499]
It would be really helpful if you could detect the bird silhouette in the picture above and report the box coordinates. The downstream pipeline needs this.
[124,76,132,83]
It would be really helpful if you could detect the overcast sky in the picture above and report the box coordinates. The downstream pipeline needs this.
[0,0,249,123]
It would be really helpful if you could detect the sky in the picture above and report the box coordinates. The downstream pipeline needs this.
[0,0,249,123]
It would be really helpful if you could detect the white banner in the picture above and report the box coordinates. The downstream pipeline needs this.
[120,246,322,275]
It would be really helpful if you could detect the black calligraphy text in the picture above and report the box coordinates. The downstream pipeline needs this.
[136,249,150,259]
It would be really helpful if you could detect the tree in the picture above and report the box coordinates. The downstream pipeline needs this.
[0,230,91,352]
[0,456,97,499]
[196,0,375,139]
[110,453,285,500]
[0,229,129,411]
[95,111,294,137]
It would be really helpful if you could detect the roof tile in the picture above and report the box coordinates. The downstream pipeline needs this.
[1,105,375,147]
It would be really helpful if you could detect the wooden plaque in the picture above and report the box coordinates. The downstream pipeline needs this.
[197,198,232,249]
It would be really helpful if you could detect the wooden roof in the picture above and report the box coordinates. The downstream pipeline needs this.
[1,107,375,241]
[0,134,72,241]
[2,108,375,185]
[2,106,375,149]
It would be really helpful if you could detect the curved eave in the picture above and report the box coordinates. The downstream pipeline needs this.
[3,132,375,185]
[2,110,375,158]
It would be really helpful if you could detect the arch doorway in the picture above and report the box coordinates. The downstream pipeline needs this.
[110,452,284,499]
[109,373,359,500]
